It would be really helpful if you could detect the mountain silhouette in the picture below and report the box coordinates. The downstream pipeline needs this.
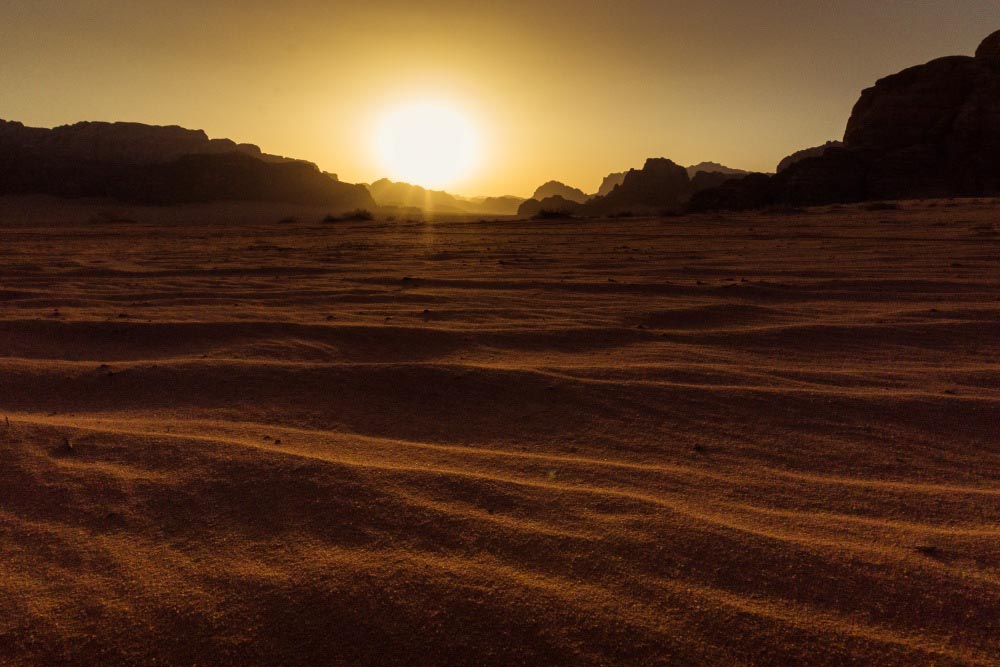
[367,179,524,215]
[694,30,1000,209]
[517,195,583,217]
[776,141,843,173]
[596,172,626,197]
[578,158,751,215]
[530,181,589,204]
[686,162,747,178]
[0,120,372,208]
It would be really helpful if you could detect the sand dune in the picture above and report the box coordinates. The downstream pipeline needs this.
[1,199,999,665]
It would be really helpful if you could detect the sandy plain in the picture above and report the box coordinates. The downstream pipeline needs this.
[1,197,999,665]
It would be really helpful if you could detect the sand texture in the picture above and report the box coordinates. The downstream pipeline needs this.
[1,200,999,665]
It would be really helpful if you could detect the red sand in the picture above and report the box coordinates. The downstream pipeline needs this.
[1,199,999,665]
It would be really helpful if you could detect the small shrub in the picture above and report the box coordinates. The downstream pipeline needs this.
[342,209,374,221]
[321,210,373,223]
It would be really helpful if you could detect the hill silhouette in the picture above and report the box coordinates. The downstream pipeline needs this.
[685,162,747,178]
[776,141,843,173]
[578,159,753,215]
[517,194,583,217]
[596,172,626,196]
[0,120,373,209]
[367,179,524,215]
[530,180,590,204]
[694,30,1000,209]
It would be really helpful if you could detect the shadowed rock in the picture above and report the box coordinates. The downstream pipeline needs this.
[686,162,747,179]
[776,141,843,173]
[694,30,1000,209]
[517,195,582,217]
[583,158,692,215]
[531,181,589,204]
[596,172,626,197]
[0,120,374,209]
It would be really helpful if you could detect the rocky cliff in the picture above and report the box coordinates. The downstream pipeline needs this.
[694,30,1000,209]
[0,120,373,209]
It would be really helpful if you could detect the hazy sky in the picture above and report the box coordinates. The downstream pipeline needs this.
[1,1,995,196]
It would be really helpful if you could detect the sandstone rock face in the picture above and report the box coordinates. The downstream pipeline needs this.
[843,44,1000,198]
[694,31,1000,209]
[531,181,589,204]
[776,141,843,173]
[0,119,373,209]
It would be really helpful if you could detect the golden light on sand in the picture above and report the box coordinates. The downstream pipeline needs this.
[375,101,480,189]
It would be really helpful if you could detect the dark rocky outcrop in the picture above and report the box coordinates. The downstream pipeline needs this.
[530,181,589,204]
[0,120,305,167]
[517,195,582,218]
[597,172,626,197]
[776,141,843,173]
[583,158,692,215]
[689,170,741,193]
[0,120,374,209]
[694,31,1000,209]
[689,173,776,211]
[686,162,747,179]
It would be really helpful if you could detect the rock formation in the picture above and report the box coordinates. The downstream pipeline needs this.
[0,120,304,166]
[596,172,626,197]
[776,141,843,173]
[686,162,747,179]
[517,195,582,218]
[689,170,741,193]
[694,30,1000,209]
[0,120,374,209]
[530,181,589,204]
[583,158,692,215]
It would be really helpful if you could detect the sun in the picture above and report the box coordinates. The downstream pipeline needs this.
[375,101,480,189]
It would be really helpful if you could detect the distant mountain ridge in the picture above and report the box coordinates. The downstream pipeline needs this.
[597,172,626,197]
[0,120,372,208]
[366,178,523,215]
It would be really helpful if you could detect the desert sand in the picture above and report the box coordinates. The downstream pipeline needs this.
[1,199,999,665]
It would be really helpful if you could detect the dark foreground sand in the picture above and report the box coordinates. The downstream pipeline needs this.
[1,199,998,666]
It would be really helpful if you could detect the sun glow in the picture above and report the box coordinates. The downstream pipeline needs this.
[375,101,480,189]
